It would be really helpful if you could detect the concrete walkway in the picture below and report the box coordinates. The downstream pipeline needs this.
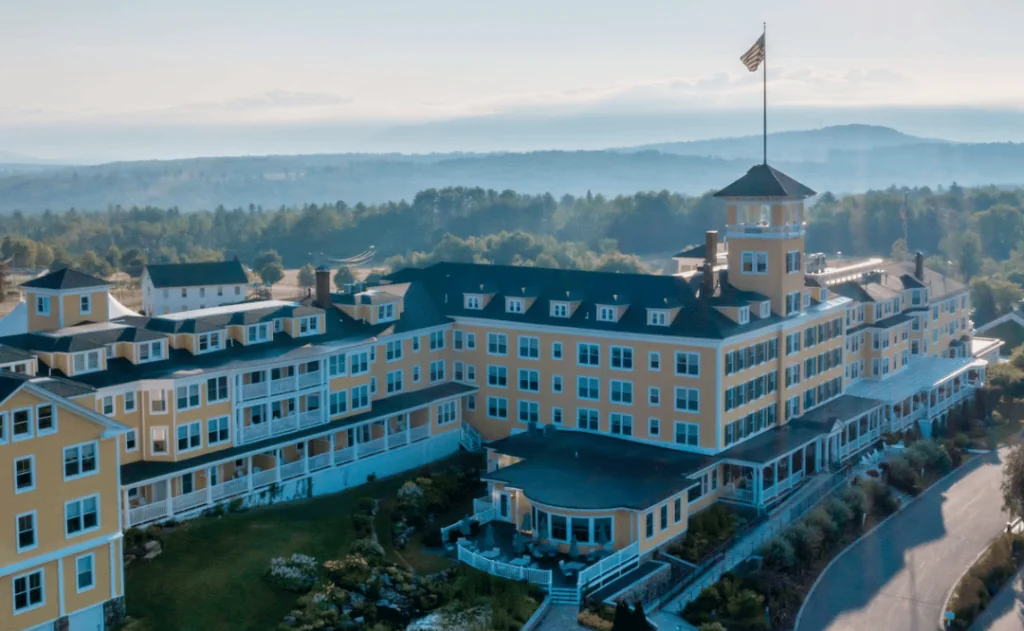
[970,566,1024,630]
[534,604,582,630]
[798,449,1009,631]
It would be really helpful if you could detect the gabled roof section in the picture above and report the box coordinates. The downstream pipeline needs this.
[21,268,109,291]
[714,164,816,199]
[144,260,248,288]
[0,372,128,434]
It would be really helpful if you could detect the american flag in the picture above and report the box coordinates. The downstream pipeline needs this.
[741,34,765,72]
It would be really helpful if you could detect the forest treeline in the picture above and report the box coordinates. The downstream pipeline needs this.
[2,183,1024,323]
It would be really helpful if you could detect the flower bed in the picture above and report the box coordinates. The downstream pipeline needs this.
[946,531,1024,630]
[666,504,748,564]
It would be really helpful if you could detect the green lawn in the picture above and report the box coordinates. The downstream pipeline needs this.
[124,452,481,631]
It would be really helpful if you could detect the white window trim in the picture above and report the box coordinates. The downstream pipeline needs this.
[80,294,92,315]
[64,494,101,539]
[75,552,96,593]
[151,426,169,454]
[63,441,99,482]
[35,403,56,436]
[609,345,634,372]
[11,567,45,614]
[36,295,51,315]
[13,455,35,494]
[609,379,634,406]
[125,429,138,452]
[124,391,137,413]
[11,406,33,442]
[15,510,38,553]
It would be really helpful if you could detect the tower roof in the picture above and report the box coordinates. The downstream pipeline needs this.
[714,164,816,199]
[20,268,109,291]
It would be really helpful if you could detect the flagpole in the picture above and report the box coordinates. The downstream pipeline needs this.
[762,22,767,165]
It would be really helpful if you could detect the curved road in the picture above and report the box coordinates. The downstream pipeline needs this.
[798,449,1009,631]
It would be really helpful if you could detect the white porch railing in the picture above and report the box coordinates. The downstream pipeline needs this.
[360,437,386,457]
[280,460,305,480]
[211,478,248,501]
[761,470,804,502]
[410,424,431,442]
[252,469,277,488]
[441,508,496,541]
[298,372,320,389]
[390,432,409,448]
[172,490,207,513]
[334,445,356,465]
[241,422,271,444]
[271,415,298,436]
[308,453,331,471]
[299,410,323,428]
[270,377,296,395]
[457,544,553,589]
[473,497,493,513]
[129,500,169,526]
[578,541,640,593]
[242,382,268,401]
[461,423,483,451]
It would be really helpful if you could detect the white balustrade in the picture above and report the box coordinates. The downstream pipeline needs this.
[334,445,356,465]
[359,437,386,457]
[211,478,248,501]
[242,382,268,401]
[410,424,430,442]
[172,490,207,513]
[299,410,323,428]
[271,415,298,436]
[307,453,331,471]
[241,422,271,444]
[389,432,408,448]
[298,372,320,389]
[279,460,305,480]
[129,500,169,526]
[270,377,297,395]
[252,469,277,488]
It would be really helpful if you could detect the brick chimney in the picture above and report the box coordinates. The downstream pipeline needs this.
[315,266,332,309]
[701,230,718,297]
[914,251,924,281]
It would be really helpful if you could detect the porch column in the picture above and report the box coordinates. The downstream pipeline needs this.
[275,449,282,483]
[815,439,822,472]
[122,489,131,529]
[753,468,761,505]
[247,456,254,493]
[788,452,795,480]
[406,415,412,444]
[165,479,174,518]
[354,427,361,459]
[303,443,310,475]
[384,418,390,450]
[329,433,336,466]
[205,469,213,507]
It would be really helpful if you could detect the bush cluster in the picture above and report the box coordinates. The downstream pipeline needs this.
[667,505,746,563]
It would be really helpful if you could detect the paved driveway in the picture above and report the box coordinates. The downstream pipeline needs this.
[797,449,1009,631]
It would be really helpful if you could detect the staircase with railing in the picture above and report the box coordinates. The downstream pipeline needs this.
[461,423,483,452]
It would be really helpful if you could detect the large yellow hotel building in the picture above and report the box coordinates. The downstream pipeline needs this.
[0,164,1001,627]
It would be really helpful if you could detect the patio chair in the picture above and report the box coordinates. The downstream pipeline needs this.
[558,560,573,578]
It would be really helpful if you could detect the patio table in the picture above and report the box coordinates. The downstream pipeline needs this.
[562,561,586,572]
[509,557,531,567]
[480,549,501,560]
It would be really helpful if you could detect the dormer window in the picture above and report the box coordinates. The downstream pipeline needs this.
[647,310,667,326]
[465,295,482,310]
[72,350,101,375]
[299,315,319,335]
[197,331,222,353]
[377,303,396,322]
[597,306,616,322]
[738,307,750,325]
[35,296,50,316]
[759,302,770,318]
[507,298,525,314]
[139,340,163,363]
[551,302,569,318]
[247,323,270,344]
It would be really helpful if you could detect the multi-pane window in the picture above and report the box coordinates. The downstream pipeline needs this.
[786,291,801,315]
[351,385,370,410]
[65,495,100,536]
[387,370,404,393]
[785,250,801,273]
[465,295,482,310]
[328,353,347,376]
[518,336,540,359]
[151,427,168,454]
[675,351,700,376]
[610,413,633,436]
[610,346,633,370]
[576,408,599,431]
[518,369,540,392]
[674,498,682,523]
[552,342,563,360]
[487,396,508,419]
[518,400,540,424]
[649,417,660,436]
[648,352,660,371]
[16,512,36,551]
[578,343,600,366]
[660,504,668,529]
[552,375,563,393]
[648,310,667,326]
[76,554,95,591]
[329,391,348,416]
[674,422,699,446]
[386,340,403,361]
[125,391,136,412]
[412,365,421,382]
[597,306,616,322]
[437,401,458,425]
[648,387,660,406]
[350,351,370,375]
[487,365,508,387]
[741,252,768,273]
[176,384,201,410]
[645,513,654,539]
[429,331,445,350]
[429,360,445,382]
[207,376,229,403]
[551,303,569,318]
[64,442,98,479]
[577,376,600,400]
[465,332,476,350]
[13,569,43,612]
[487,333,508,355]
[247,323,270,343]
[125,429,137,451]
[610,380,633,404]
[377,303,396,322]
[506,298,525,313]
[674,387,700,412]
[207,416,230,445]
[412,336,421,352]
[177,421,202,452]
[14,456,34,492]
[552,407,563,424]
[198,331,222,352]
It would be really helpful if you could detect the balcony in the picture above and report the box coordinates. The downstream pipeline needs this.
[271,377,296,395]
[299,409,324,428]
[280,460,305,480]
[359,436,386,457]
[298,371,321,389]
[173,490,208,513]
[242,382,269,401]
[211,478,248,502]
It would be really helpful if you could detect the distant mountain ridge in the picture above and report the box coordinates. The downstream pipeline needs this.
[619,124,951,162]
[3,125,1024,213]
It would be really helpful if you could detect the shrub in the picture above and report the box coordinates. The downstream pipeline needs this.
[682,574,765,628]
[760,536,796,571]
[784,522,824,563]
[805,509,841,545]
[698,624,728,631]
[267,553,319,592]
[227,498,246,513]
[355,497,376,515]
[323,555,372,589]
[861,478,899,517]
[578,610,614,631]
[954,433,971,448]
[351,538,385,559]
[351,513,374,539]
[884,457,923,495]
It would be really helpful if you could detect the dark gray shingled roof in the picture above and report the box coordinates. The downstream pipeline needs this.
[0,322,168,354]
[120,381,476,485]
[144,261,248,288]
[713,164,816,199]
[0,345,36,365]
[20,268,109,290]
[483,429,706,510]
[386,263,780,340]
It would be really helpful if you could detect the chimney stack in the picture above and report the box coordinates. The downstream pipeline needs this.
[702,230,718,297]
[314,266,332,309]
[914,251,924,281]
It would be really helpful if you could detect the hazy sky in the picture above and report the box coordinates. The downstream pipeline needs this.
[5,0,1024,126]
